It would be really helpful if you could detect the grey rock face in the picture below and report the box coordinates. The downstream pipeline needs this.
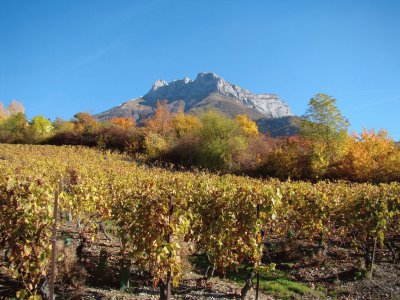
[95,72,294,123]
[143,72,293,118]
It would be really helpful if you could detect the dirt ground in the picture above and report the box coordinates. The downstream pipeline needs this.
[267,237,400,299]
[1,223,399,300]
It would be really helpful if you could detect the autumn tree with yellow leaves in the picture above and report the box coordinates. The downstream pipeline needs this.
[236,114,259,137]
[333,129,400,182]
[300,93,349,178]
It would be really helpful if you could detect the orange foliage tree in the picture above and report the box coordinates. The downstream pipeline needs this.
[73,112,99,134]
[111,117,136,130]
[145,100,174,136]
[7,100,25,115]
[0,103,7,120]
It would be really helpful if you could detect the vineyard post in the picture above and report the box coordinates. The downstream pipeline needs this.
[255,203,260,300]
[370,238,377,277]
[50,181,62,300]
[160,195,174,300]
[166,196,173,300]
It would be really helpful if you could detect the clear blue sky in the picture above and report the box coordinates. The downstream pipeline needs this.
[1,0,400,139]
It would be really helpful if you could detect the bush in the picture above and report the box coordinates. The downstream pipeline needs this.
[196,111,246,171]
[0,112,29,143]
[258,137,312,180]
[44,131,97,147]
[144,132,169,159]
[96,126,139,152]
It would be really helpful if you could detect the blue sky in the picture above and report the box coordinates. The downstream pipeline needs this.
[1,0,400,139]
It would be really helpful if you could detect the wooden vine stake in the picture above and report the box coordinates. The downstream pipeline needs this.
[49,181,62,300]
[241,202,262,299]
[370,238,377,277]
[160,196,174,300]
[255,203,260,300]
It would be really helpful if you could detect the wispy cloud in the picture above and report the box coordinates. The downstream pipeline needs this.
[344,88,400,93]
[344,95,400,112]
[65,44,119,72]
[106,0,163,28]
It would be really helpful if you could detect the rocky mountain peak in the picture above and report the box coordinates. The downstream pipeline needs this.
[143,72,293,118]
[181,76,192,84]
[151,79,167,90]
[195,72,223,83]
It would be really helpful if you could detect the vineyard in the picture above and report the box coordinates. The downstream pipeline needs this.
[0,144,399,299]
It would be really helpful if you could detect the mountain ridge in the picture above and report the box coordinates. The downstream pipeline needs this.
[95,72,299,136]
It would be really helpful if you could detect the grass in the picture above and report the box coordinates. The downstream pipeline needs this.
[190,254,327,300]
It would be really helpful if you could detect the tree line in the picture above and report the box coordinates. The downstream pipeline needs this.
[1,94,399,183]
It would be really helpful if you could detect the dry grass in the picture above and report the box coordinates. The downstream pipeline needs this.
[56,241,87,294]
